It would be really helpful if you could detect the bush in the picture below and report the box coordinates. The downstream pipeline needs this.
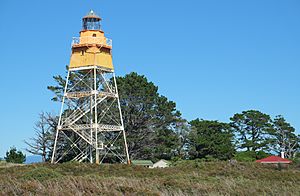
[22,167,62,181]
[234,151,256,162]
[255,151,270,159]
[234,151,271,162]
[5,147,26,164]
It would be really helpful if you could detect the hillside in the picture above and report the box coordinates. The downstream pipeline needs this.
[0,161,299,195]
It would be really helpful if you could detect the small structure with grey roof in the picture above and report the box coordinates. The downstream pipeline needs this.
[131,160,153,168]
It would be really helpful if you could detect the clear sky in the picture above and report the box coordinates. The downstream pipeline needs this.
[0,0,299,157]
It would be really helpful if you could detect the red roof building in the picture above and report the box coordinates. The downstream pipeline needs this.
[256,156,292,164]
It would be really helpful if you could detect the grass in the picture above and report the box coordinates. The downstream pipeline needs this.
[0,160,25,169]
[0,160,299,195]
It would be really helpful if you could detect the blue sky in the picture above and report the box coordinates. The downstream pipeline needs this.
[0,0,299,157]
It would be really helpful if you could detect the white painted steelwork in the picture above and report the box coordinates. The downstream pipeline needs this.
[51,65,130,164]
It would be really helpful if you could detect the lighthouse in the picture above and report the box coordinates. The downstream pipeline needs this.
[51,10,130,164]
[69,10,113,70]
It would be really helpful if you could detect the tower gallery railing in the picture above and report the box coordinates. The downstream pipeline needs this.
[72,37,113,47]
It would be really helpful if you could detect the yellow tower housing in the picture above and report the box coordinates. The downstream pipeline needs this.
[69,10,114,71]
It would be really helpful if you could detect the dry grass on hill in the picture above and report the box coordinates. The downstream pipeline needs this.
[0,161,299,195]
[0,161,25,169]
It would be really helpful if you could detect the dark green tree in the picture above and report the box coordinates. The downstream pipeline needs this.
[5,147,26,164]
[116,72,182,160]
[271,115,299,158]
[188,119,235,160]
[152,129,181,160]
[230,110,273,158]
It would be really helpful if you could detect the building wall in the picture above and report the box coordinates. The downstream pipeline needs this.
[152,160,169,168]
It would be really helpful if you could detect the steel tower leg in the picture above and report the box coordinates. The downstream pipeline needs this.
[94,68,100,164]
[113,72,130,164]
[89,71,93,163]
[51,71,70,164]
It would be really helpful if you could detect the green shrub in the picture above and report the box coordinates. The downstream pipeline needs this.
[5,147,26,164]
[256,151,270,159]
[22,167,62,181]
[234,151,270,162]
[290,157,300,169]
[234,151,256,162]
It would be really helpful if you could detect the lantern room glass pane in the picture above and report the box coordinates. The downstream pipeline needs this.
[82,18,101,30]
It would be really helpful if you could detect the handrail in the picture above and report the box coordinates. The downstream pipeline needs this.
[72,37,112,47]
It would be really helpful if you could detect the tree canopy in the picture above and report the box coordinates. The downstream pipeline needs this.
[24,112,55,162]
[27,70,299,163]
[188,119,235,160]
[116,72,182,160]
[230,110,273,153]
[5,147,26,164]
[271,115,299,158]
